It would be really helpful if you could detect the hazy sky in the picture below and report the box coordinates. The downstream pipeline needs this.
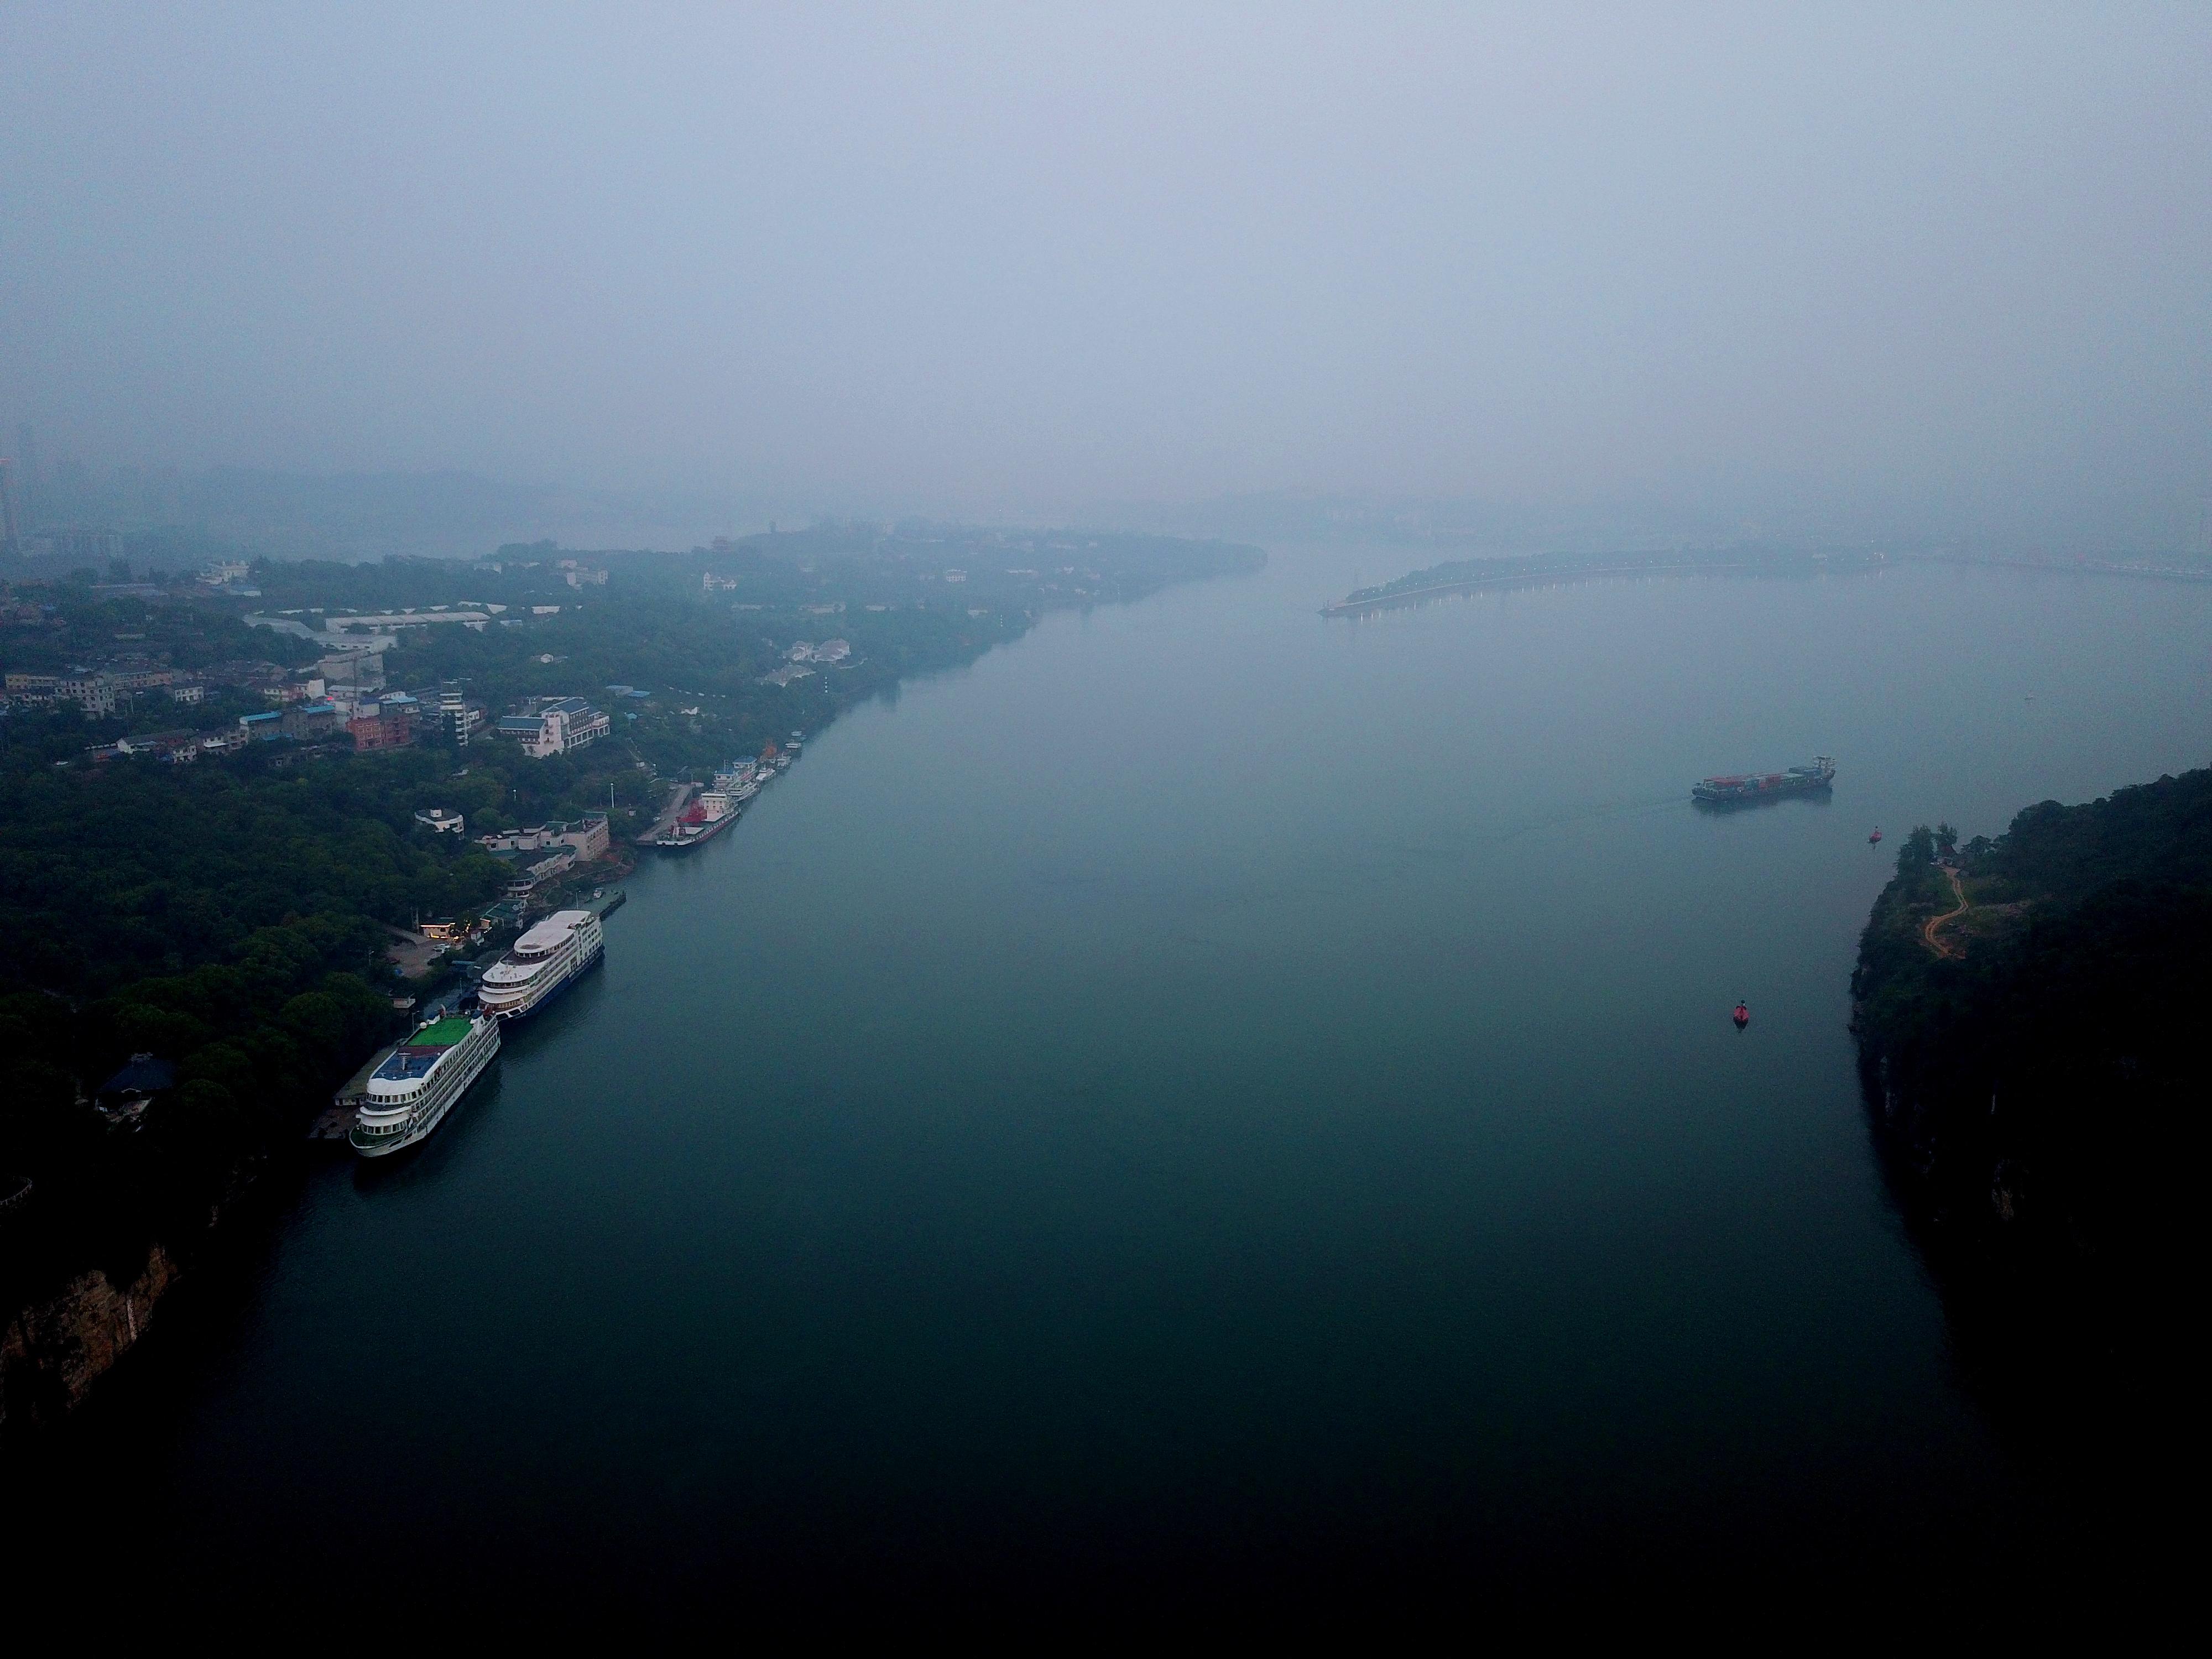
[3,4,2208,540]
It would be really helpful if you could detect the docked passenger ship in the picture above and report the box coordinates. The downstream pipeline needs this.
[349,1012,501,1157]
[477,908,605,1020]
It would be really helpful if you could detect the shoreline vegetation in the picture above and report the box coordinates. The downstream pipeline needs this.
[0,523,1262,1434]
[1323,546,2212,615]
[1850,769,2207,1422]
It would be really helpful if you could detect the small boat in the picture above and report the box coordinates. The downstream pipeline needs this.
[1869,827,1884,844]
[1731,1001,1750,1031]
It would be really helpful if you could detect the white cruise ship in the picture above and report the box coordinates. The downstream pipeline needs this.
[477,908,604,1020]
[349,1012,501,1157]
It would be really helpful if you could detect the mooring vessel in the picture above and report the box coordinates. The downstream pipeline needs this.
[349,1012,501,1157]
[477,909,605,1019]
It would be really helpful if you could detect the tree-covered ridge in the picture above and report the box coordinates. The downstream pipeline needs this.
[0,752,509,996]
[239,520,1262,613]
[1851,766,2211,1288]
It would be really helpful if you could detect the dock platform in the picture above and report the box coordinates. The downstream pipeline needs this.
[635,782,698,844]
[311,1044,395,1141]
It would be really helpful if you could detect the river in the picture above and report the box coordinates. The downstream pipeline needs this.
[27,545,2211,1622]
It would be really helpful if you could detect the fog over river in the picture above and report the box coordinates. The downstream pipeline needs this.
[29,543,2209,1619]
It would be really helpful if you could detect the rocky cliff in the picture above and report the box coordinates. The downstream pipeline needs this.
[0,1243,185,1433]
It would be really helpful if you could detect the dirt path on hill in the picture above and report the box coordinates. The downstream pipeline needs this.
[1922,867,1969,958]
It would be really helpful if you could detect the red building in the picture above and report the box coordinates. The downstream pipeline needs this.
[349,708,416,751]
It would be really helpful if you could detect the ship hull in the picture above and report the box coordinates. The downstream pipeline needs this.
[487,936,603,1020]
[654,808,741,852]
[1692,777,1834,806]
[478,911,606,1022]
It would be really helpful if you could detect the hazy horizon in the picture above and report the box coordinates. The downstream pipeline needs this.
[4,4,2208,551]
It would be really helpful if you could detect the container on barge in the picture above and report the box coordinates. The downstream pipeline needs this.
[1692,755,1835,806]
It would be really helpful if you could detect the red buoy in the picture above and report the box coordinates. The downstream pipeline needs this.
[1732,1001,1750,1030]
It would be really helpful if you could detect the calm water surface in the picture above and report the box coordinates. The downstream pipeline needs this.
[38,548,2212,1619]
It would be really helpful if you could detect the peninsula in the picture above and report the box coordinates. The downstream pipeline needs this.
[1321,548,1889,615]
[1850,768,2208,1379]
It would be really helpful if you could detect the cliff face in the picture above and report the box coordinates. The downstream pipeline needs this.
[0,1147,270,1437]
[0,1244,185,1433]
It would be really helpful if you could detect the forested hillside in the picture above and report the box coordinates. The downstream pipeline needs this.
[0,746,512,1343]
[1852,768,2211,1320]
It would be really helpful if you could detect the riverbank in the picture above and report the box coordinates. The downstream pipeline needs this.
[1325,545,2212,616]
[636,780,698,843]
[0,530,1262,1437]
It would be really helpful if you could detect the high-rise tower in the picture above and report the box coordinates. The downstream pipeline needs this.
[12,424,41,531]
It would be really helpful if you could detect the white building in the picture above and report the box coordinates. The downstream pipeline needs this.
[502,849,576,898]
[477,815,610,861]
[494,697,609,758]
[59,675,117,717]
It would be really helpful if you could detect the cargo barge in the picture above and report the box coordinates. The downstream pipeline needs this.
[654,745,792,851]
[1692,755,1835,805]
[653,791,742,851]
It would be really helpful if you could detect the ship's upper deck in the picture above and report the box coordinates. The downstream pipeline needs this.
[368,1017,477,1088]
[510,909,593,960]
